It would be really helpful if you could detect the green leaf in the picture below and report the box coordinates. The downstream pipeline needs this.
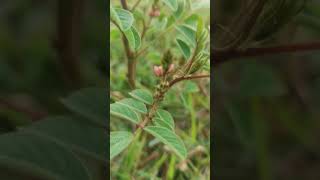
[61,88,107,127]
[175,25,196,47]
[124,26,141,50]
[173,0,185,19]
[154,109,175,130]
[0,132,90,180]
[110,103,141,124]
[129,89,153,105]
[196,16,204,38]
[176,38,191,59]
[161,0,178,11]
[116,98,147,114]
[24,116,107,162]
[111,7,134,31]
[110,131,133,160]
[184,14,199,30]
[144,126,187,159]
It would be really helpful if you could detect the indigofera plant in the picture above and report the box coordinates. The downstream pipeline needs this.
[110,0,210,162]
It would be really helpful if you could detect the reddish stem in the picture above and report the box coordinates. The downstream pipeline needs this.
[213,41,320,66]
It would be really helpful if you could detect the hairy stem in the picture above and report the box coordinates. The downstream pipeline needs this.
[119,0,137,88]
[169,74,210,87]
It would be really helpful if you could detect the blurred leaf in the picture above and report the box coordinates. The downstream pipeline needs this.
[23,116,107,162]
[110,131,133,160]
[238,62,286,97]
[0,132,90,180]
[144,126,187,159]
[161,0,178,11]
[173,0,185,19]
[61,88,107,127]
[184,81,199,93]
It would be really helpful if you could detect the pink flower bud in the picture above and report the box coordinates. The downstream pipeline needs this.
[153,10,160,17]
[153,66,163,77]
[168,64,175,73]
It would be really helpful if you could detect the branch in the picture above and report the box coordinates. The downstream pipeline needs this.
[213,41,320,66]
[119,0,136,88]
[120,0,129,10]
[169,74,210,87]
[131,0,142,11]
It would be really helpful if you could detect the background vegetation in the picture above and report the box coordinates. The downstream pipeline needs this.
[0,1,107,179]
[213,0,320,179]
[110,0,210,179]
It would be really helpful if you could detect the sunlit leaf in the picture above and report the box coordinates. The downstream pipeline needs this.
[144,126,187,159]
[124,26,141,50]
[110,131,133,160]
[129,89,153,105]
[153,109,175,130]
[116,98,147,114]
[110,103,141,124]
[111,7,134,31]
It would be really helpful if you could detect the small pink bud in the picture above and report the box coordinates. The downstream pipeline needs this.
[153,10,160,17]
[168,64,175,73]
[153,66,164,77]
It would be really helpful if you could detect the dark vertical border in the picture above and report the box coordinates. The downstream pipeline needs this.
[106,0,110,178]
[210,0,215,178]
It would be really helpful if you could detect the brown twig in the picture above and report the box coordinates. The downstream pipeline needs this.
[131,0,142,11]
[119,0,137,88]
[213,41,320,66]
[169,74,210,87]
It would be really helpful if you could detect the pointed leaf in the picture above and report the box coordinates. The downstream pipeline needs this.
[176,38,191,59]
[110,131,133,159]
[154,109,174,130]
[111,7,134,31]
[61,88,107,127]
[129,89,153,105]
[116,98,147,114]
[175,25,196,47]
[110,103,141,124]
[173,0,185,19]
[124,26,141,50]
[161,0,178,11]
[144,126,187,159]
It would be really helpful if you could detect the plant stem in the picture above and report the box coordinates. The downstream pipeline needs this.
[131,0,142,11]
[169,74,210,87]
[119,0,136,88]
[120,0,128,9]
[213,41,320,66]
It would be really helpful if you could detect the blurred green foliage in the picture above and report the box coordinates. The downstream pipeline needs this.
[214,0,320,180]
